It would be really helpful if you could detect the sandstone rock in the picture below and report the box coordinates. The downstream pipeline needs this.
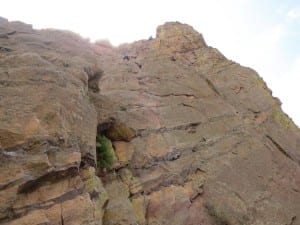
[131,195,149,225]
[0,18,299,225]
[102,179,137,225]
[155,22,207,54]
[113,141,135,164]
[105,123,136,142]
[146,185,214,225]
[0,19,103,224]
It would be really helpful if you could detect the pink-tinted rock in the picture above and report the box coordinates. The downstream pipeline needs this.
[0,19,299,225]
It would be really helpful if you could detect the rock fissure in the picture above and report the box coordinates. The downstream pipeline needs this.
[266,135,298,166]
[0,177,26,192]
[60,203,64,225]
[135,113,238,137]
[143,90,198,99]
[137,121,201,137]
[130,128,246,173]
[204,78,221,96]
[289,216,297,225]
[18,166,79,194]
[1,188,85,223]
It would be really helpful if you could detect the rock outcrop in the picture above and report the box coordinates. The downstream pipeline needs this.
[0,18,299,225]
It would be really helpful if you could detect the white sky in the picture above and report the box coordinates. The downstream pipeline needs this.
[1,0,300,126]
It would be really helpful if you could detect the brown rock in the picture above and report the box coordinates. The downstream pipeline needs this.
[102,179,137,225]
[0,19,103,224]
[146,185,214,225]
[154,21,207,54]
[105,123,136,142]
[0,18,299,225]
[131,195,149,225]
[113,141,135,164]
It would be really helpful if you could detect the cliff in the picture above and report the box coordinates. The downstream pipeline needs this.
[0,18,299,225]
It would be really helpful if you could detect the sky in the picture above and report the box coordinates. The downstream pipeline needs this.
[1,0,300,126]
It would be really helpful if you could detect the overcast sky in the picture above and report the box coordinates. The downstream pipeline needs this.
[1,0,300,126]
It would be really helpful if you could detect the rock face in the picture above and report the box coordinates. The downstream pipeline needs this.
[0,19,299,225]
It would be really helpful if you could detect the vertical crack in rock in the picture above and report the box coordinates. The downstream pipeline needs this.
[60,203,64,225]
[84,67,104,93]
[289,216,297,225]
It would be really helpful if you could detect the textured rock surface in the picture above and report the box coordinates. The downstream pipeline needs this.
[0,19,300,225]
[0,18,107,225]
